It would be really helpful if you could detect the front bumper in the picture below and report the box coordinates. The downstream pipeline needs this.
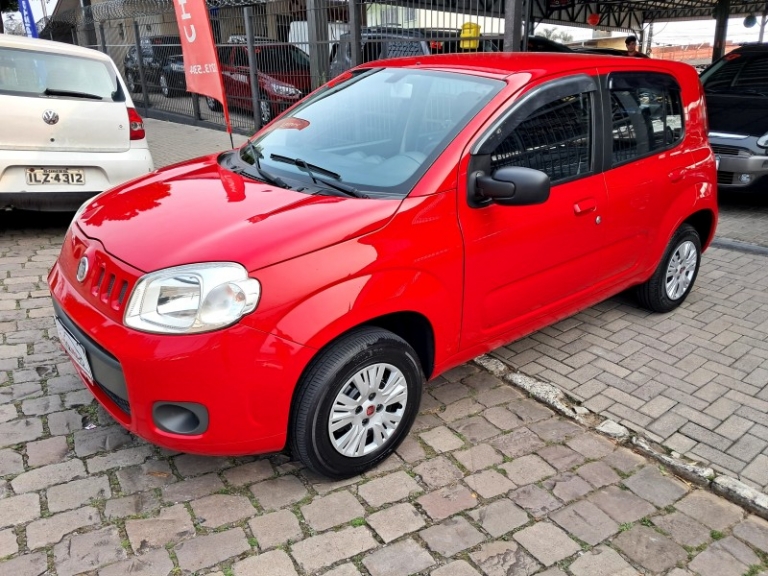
[47,235,316,456]
[711,141,768,193]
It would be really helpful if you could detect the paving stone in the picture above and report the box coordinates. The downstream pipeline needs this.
[367,502,425,543]
[47,409,83,435]
[25,436,69,467]
[366,453,403,476]
[687,545,749,576]
[420,516,484,557]
[431,382,471,405]
[250,474,308,511]
[613,525,687,573]
[161,473,224,503]
[551,500,619,545]
[222,460,273,486]
[412,456,464,489]
[0,417,44,446]
[233,549,298,576]
[733,515,768,554]
[588,485,656,524]
[565,433,616,460]
[500,454,556,485]
[0,492,40,529]
[116,460,177,494]
[72,426,135,458]
[99,548,174,576]
[652,511,711,547]
[301,490,365,531]
[513,522,580,566]
[417,485,478,520]
[510,484,563,519]
[303,471,362,496]
[125,503,195,552]
[431,560,481,576]
[450,416,500,443]
[602,447,645,474]
[249,509,303,549]
[535,569,568,576]
[537,445,586,471]
[465,469,515,498]
[358,470,423,507]
[290,526,377,574]
[476,385,523,407]
[491,427,545,458]
[0,551,47,576]
[507,399,554,425]
[469,540,541,576]
[420,426,464,452]
[363,537,435,576]
[712,535,761,567]
[0,405,16,423]
[742,454,768,485]
[11,458,87,493]
[26,506,100,549]
[675,490,744,531]
[483,406,527,430]
[47,475,110,513]
[191,494,256,528]
[623,465,688,508]
[62,389,95,408]
[453,444,502,473]
[0,448,23,476]
[174,527,250,572]
[395,436,427,463]
[322,564,362,576]
[530,418,582,442]
[574,461,618,489]
[104,491,162,519]
[21,395,63,416]
[173,454,230,476]
[0,528,18,557]
[54,526,127,576]
[468,498,529,537]
[0,382,41,404]
[86,445,155,473]
[438,398,484,423]
[568,545,638,576]
[544,472,593,503]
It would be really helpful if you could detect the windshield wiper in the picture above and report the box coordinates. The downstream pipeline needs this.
[269,154,363,198]
[44,88,103,100]
[238,143,291,189]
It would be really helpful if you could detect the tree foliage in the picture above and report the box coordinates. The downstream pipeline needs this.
[1,0,20,13]
[539,27,574,44]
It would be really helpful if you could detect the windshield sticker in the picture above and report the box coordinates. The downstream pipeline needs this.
[273,118,310,130]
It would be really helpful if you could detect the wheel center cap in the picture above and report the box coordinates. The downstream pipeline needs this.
[366,405,375,417]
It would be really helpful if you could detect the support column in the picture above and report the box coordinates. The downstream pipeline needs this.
[348,0,362,67]
[307,0,329,88]
[712,0,730,62]
[503,0,522,52]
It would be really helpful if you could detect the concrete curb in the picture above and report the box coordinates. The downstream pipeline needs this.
[474,352,768,521]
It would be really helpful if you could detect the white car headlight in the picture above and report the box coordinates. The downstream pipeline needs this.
[269,81,301,97]
[125,263,261,334]
[757,132,768,149]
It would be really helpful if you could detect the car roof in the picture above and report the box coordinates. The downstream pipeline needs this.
[732,42,768,53]
[0,34,114,63]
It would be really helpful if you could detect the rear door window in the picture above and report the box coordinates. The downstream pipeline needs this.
[701,52,768,91]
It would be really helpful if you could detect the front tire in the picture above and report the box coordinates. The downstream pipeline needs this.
[206,96,222,111]
[126,71,140,93]
[636,223,701,313]
[290,327,423,479]
[160,73,173,98]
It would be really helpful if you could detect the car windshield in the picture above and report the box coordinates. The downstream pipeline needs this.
[239,68,502,196]
[255,45,311,72]
[700,51,768,94]
[0,47,121,100]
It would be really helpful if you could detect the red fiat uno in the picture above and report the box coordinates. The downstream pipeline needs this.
[49,53,717,478]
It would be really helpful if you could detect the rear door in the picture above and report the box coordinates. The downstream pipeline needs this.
[0,46,131,153]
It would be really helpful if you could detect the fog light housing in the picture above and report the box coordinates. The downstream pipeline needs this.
[153,402,209,435]
[738,173,752,184]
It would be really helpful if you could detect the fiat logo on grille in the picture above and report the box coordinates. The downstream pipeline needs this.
[76,257,89,282]
[42,110,59,125]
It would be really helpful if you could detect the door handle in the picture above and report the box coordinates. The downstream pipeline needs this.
[668,168,686,182]
[574,198,597,215]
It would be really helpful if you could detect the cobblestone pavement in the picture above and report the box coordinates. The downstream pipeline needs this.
[1,119,768,575]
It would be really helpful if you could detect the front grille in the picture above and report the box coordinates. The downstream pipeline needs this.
[711,145,741,156]
[96,382,131,415]
[717,171,734,185]
[90,258,131,312]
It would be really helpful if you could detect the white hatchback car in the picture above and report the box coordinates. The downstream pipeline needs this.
[0,35,154,211]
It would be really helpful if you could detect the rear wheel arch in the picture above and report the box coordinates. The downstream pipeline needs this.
[683,209,716,250]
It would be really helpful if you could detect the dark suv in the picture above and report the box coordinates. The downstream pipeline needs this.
[124,35,183,95]
[700,43,768,194]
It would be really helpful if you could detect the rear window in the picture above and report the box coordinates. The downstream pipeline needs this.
[701,51,768,92]
[0,47,122,101]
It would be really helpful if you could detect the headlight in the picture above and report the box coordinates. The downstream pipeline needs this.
[124,263,261,334]
[269,81,301,97]
[170,63,184,72]
[758,133,768,149]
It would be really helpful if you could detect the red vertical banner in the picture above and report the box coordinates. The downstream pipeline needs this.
[173,0,231,134]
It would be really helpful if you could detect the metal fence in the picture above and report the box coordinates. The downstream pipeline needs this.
[48,0,511,135]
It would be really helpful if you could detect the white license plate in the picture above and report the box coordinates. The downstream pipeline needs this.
[26,168,85,185]
[55,318,94,381]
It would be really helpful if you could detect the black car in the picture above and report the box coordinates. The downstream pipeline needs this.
[159,54,186,98]
[124,35,183,95]
[700,43,768,194]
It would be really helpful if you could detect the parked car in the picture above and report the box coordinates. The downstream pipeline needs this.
[0,35,153,211]
[205,40,312,125]
[571,46,630,56]
[159,54,186,98]
[699,43,768,194]
[330,28,570,78]
[49,53,716,478]
[123,35,183,95]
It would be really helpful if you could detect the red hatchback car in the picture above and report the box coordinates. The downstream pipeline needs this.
[49,53,717,479]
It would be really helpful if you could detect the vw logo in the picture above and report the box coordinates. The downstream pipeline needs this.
[42,110,59,125]
[76,257,89,283]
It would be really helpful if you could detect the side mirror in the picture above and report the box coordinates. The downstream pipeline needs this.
[473,166,550,206]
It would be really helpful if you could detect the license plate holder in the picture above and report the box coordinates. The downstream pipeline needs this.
[26,168,85,185]
[55,317,94,381]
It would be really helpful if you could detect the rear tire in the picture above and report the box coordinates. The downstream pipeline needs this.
[126,71,140,93]
[160,74,174,98]
[636,223,701,313]
[290,327,423,479]
[206,96,222,111]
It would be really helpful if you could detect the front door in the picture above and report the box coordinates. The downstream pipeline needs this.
[459,74,611,347]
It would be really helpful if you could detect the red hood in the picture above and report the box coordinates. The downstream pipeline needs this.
[77,155,400,273]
